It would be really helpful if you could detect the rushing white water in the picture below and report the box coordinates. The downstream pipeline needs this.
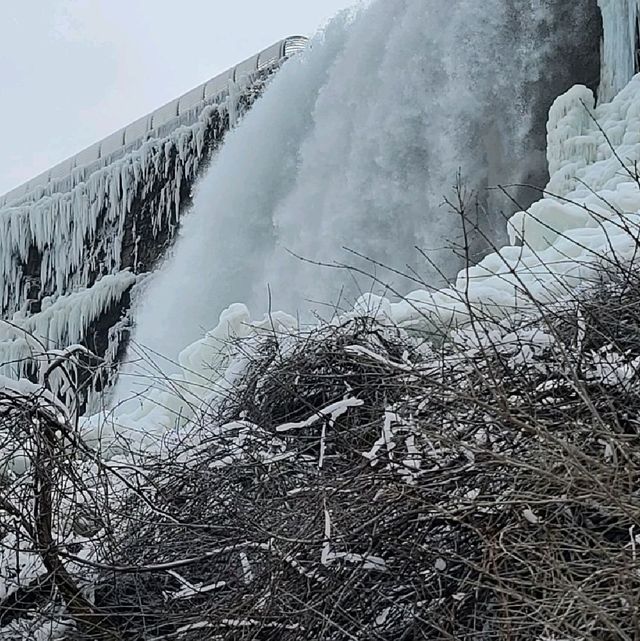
[126,0,602,380]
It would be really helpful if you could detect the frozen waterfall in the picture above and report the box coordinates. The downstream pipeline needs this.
[123,0,603,390]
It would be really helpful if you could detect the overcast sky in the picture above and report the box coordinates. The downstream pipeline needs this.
[0,0,358,195]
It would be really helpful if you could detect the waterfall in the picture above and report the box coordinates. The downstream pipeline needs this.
[123,0,602,385]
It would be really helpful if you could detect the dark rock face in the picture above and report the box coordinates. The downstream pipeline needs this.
[481,0,602,248]
[511,0,602,191]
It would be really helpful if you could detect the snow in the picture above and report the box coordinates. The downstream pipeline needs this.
[0,63,273,326]
[0,105,220,317]
[5,2,640,637]
[0,1,633,438]
[4,0,640,579]
[107,303,298,446]
[275,397,364,433]
[523,508,541,525]
[171,578,227,600]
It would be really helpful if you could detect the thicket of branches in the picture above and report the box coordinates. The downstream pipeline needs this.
[3,154,640,639]
[3,256,640,639]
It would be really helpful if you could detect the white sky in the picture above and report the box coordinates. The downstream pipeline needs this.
[0,0,358,195]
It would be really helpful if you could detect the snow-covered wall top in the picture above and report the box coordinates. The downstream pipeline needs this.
[0,36,307,210]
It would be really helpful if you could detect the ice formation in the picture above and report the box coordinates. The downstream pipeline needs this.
[597,0,640,102]
[0,103,224,316]
[0,102,228,398]
[0,270,137,379]
[107,69,640,452]
[103,0,640,447]
[0,59,286,400]
[391,74,640,327]
[4,2,640,633]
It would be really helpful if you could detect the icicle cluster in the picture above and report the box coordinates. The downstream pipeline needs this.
[0,271,137,380]
[0,69,279,385]
[0,104,221,316]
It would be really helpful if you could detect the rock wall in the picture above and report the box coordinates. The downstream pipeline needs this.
[481,0,603,248]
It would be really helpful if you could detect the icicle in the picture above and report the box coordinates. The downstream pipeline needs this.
[597,0,640,103]
[0,98,237,316]
[0,271,137,379]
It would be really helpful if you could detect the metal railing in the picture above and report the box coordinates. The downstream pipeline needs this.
[0,35,308,209]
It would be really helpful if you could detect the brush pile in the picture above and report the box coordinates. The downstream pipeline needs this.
[67,268,640,640]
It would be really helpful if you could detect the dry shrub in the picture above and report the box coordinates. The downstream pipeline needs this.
[73,265,640,641]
